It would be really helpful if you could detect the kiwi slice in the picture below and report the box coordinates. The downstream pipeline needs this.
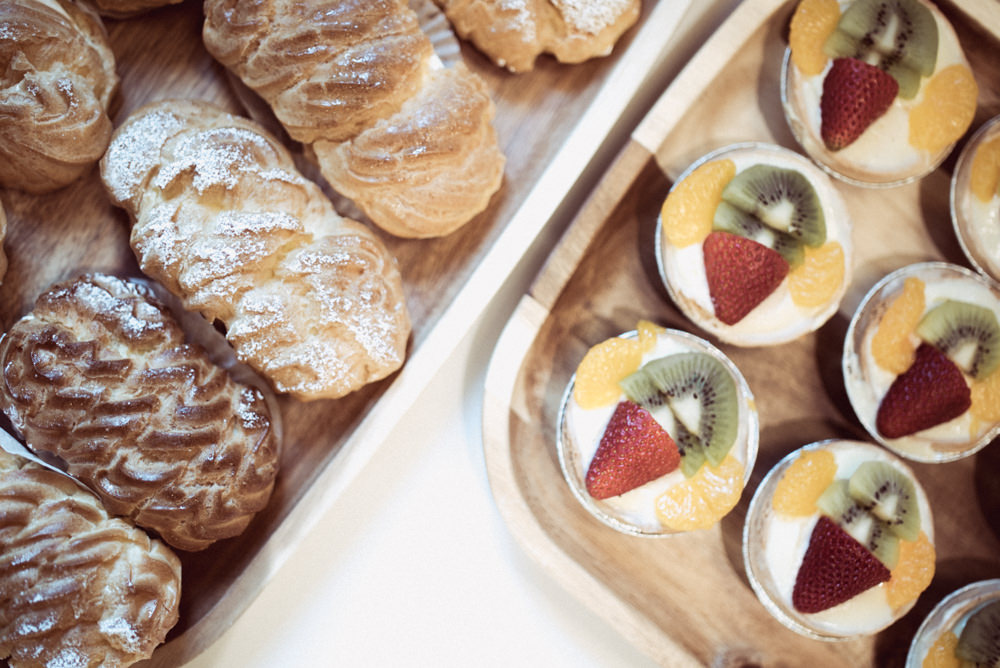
[720,165,826,248]
[817,479,901,568]
[915,300,1000,380]
[824,0,938,100]
[956,601,1000,667]
[641,353,739,469]
[847,461,921,541]
[713,201,805,268]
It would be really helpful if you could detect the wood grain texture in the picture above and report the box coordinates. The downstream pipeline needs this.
[482,0,1000,665]
[0,0,682,664]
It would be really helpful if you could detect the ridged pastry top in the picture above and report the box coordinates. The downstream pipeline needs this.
[434,0,640,72]
[203,0,434,145]
[0,273,281,551]
[0,0,118,193]
[100,99,411,400]
[202,0,505,238]
[0,450,181,667]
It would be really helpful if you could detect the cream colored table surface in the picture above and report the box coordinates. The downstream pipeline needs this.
[182,3,738,665]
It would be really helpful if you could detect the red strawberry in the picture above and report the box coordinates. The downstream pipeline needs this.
[876,342,972,439]
[792,515,891,613]
[821,57,900,151]
[703,230,789,326]
[585,400,681,500]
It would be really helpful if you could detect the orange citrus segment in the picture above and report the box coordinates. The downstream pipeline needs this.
[871,277,926,375]
[771,448,837,517]
[909,64,979,155]
[655,454,743,531]
[789,0,840,76]
[970,134,1000,202]
[788,241,845,308]
[969,361,1000,428]
[637,320,665,354]
[572,337,643,410]
[885,531,936,611]
[661,159,736,248]
[921,630,960,668]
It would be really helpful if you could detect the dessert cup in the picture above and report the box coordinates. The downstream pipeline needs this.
[906,579,1000,668]
[951,114,1000,282]
[557,325,758,537]
[782,0,976,188]
[843,262,1000,462]
[656,142,853,346]
[743,439,935,640]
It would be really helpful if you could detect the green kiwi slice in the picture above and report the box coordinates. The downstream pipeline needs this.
[847,461,921,542]
[915,300,1000,380]
[640,353,739,470]
[720,165,826,248]
[713,201,805,267]
[956,600,1000,667]
[817,479,901,568]
[824,0,938,100]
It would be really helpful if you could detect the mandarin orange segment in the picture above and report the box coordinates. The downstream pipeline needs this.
[572,337,643,410]
[661,159,736,248]
[789,0,840,76]
[655,454,743,531]
[885,531,936,611]
[970,134,1000,202]
[637,320,665,354]
[771,449,837,517]
[921,630,960,668]
[969,362,1000,427]
[788,241,845,309]
[871,277,926,375]
[909,64,979,155]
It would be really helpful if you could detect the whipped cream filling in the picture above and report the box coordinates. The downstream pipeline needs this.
[759,441,933,636]
[845,268,1000,460]
[563,331,756,533]
[783,0,970,184]
[659,144,852,346]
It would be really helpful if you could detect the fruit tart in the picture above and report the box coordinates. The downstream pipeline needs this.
[951,115,1000,282]
[656,142,852,346]
[907,579,1000,668]
[783,0,978,186]
[744,439,935,639]
[843,262,1000,462]
[557,321,759,536]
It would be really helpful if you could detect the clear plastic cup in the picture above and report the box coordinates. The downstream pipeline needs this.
[951,115,1000,283]
[655,142,853,347]
[906,579,1000,668]
[557,326,758,536]
[843,262,1000,462]
[743,439,935,640]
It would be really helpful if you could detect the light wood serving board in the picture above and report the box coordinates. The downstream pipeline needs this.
[0,0,710,664]
[482,0,1000,665]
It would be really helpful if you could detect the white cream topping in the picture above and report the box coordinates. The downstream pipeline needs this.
[760,442,933,636]
[784,0,970,184]
[953,119,1000,280]
[660,145,852,346]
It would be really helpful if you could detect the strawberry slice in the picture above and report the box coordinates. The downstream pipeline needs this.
[703,230,789,326]
[876,342,972,439]
[821,57,900,151]
[792,515,891,613]
[586,400,681,500]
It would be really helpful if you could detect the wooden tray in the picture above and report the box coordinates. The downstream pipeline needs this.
[0,0,705,664]
[482,0,1000,665]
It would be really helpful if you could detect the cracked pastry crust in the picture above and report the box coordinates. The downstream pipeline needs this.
[0,273,282,551]
[0,450,181,667]
[0,0,118,193]
[433,0,641,73]
[100,99,411,401]
[202,0,505,238]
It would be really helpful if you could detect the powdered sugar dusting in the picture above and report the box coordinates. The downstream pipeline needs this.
[552,0,633,34]
[102,110,185,208]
